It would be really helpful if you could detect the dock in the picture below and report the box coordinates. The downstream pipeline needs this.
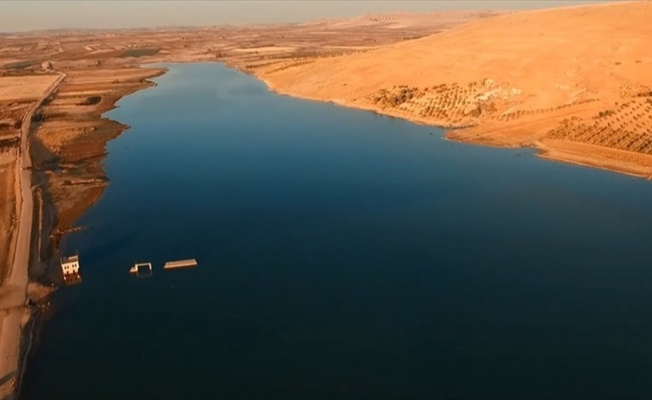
[163,259,198,270]
[130,262,153,277]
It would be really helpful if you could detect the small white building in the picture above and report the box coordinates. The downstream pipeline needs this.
[60,255,80,277]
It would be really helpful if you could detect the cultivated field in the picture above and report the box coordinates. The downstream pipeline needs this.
[0,75,58,101]
[0,152,17,283]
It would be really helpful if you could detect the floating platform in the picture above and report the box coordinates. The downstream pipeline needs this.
[130,262,153,277]
[163,259,198,270]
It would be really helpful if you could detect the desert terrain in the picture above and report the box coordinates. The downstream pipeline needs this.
[252,2,652,177]
[0,72,60,399]
[0,74,58,277]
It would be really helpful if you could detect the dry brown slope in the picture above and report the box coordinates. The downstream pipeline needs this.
[257,1,652,176]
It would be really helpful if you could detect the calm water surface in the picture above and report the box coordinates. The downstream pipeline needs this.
[23,64,652,399]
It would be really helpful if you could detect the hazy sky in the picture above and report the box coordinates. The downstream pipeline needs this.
[1,1,617,32]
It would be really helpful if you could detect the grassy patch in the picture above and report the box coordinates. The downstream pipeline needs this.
[77,96,102,106]
[0,137,20,148]
[3,60,37,70]
[119,48,159,58]
[596,110,616,118]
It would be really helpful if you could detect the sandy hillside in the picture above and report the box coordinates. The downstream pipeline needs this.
[301,10,506,30]
[257,1,652,177]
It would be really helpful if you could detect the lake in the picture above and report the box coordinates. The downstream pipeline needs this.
[22,63,652,399]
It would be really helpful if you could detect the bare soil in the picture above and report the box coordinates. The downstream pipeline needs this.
[246,2,652,177]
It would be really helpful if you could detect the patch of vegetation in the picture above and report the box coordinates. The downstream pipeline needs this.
[266,60,315,73]
[244,61,280,70]
[3,60,37,70]
[548,107,652,154]
[0,137,20,148]
[78,96,102,106]
[119,48,160,58]
[0,117,20,130]
[372,86,422,107]
[595,110,616,119]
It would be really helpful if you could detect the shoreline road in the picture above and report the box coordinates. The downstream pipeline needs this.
[0,72,66,400]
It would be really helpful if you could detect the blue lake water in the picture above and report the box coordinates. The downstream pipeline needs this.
[22,63,652,399]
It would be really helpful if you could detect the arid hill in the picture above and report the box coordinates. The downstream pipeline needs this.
[300,10,506,30]
[254,1,652,177]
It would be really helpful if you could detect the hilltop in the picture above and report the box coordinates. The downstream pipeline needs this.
[253,1,652,177]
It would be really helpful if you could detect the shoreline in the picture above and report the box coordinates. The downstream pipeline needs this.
[1,66,167,400]
[244,66,652,181]
[0,72,65,400]
[535,140,652,180]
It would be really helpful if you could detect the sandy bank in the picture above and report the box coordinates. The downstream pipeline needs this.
[249,1,652,178]
[0,65,165,400]
[0,72,64,400]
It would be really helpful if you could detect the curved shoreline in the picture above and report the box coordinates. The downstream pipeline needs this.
[245,67,652,181]
[0,72,65,400]
[1,67,167,400]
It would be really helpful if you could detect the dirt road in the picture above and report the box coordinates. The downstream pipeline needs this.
[0,72,65,400]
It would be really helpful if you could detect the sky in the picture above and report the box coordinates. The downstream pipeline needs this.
[0,0,618,32]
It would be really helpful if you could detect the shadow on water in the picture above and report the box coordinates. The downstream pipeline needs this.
[74,232,138,266]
